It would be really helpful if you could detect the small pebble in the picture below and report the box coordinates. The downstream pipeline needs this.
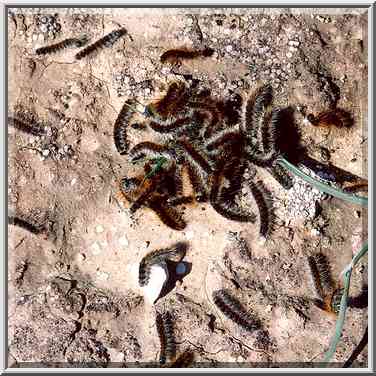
[95,225,104,234]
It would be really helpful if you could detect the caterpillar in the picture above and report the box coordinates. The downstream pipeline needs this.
[148,117,193,134]
[139,242,187,287]
[160,47,214,64]
[212,289,261,332]
[307,108,353,129]
[35,35,88,55]
[242,84,273,149]
[156,311,176,365]
[147,199,187,231]
[175,140,212,202]
[75,27,127,60]
[8,216,45,235]
[266,162,294,190]
[210,155,256,223]
[307,253,335,301]
[261,107,281,157]
[249,180,275,239]
[166,350,195,368]
[114,99,138,155]
[144,82,191,126]
[205,129,242,153]
[128,141,174,166]
[8,116,46,136]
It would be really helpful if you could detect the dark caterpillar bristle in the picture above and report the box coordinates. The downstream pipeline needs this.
[75,27,127,60]
[249,180,275,239]
[160,47,214,64]
[8,216,45,235]
[8,116,46,136]
[166,350,195,368]
[307,253,335,301]
[307,108,353,129]
[114,99,138,155]
[156,311,176,365]
[139,242,187,287]
[212,289,261,332]
[267,163,294,190]
[35,36,88,55]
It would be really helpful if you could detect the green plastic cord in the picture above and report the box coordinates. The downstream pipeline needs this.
[144,157,168,179]
[276,157,368,207]
[322,242,368,364]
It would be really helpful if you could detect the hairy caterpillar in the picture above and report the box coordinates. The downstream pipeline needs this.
[307,108,353,129]
[160,47,214,64]
[156,311,176,365]
[128,141,175,168]
[75,27,127,60]
[210,156,256,223]
[242,84,273,149]
[8,216,45,235]
[212,289,261,332]
[249,180,275,239]
[35,35,88,55]
[175,140,212,202]
[113,99,138,155]
[307,253,335,301]
[8,116,46,136]
[147,199,187,231]
[139,242,187,287]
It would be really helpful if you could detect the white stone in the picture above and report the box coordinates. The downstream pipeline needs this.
[70,178,77,186]
[95,224,104,233]
[42,149,50,157]
[142,262,169,304]
[91,242,102,255]
[119,235,129,247]
[286,52,293,59]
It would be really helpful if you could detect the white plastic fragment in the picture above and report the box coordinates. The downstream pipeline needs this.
[142,262,169,304]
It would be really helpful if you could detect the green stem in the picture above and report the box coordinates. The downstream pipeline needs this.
[322,242,368,364]
[276,157,368,207]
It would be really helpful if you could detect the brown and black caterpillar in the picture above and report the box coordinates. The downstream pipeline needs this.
[155,311,176,364]
[307,108,353,129]
[8,116,46,136]
[138,242,187,287]
[8,216,45,235]
[307,253,342,316]
[212,289,262,332]
[249,180,275,239]
[160,47,214,64]
[75,27,127,60]
[35,35,88,55]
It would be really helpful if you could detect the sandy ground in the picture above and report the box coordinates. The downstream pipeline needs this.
[7,8,368,368]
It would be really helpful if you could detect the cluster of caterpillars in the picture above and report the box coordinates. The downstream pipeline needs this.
[114,80,294,239]
[307,253,344,316]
